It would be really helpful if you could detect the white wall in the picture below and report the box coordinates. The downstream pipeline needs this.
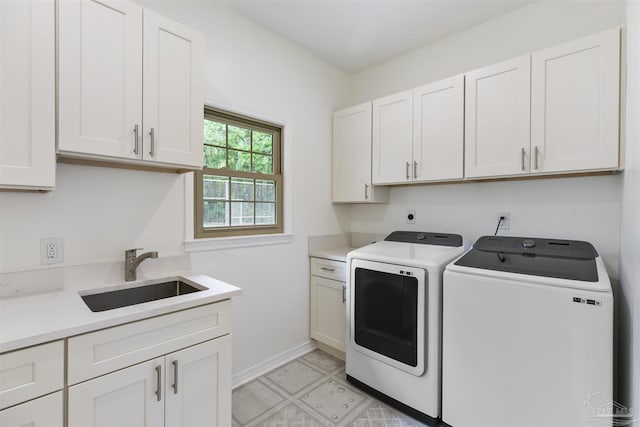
[350,1,627,104]
[0,1,351,375]
[348,0,630,408]
[350,175,622,273]
[620,0,640,421]
[349,0,626,275]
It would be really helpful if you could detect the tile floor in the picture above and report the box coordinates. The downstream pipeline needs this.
[232,349,430,427]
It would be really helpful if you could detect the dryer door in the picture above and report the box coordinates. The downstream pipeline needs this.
[349,259,426,376]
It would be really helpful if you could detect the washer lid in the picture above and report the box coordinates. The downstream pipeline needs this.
[454,236,599,282]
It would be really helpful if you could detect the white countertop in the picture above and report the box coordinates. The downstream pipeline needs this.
[0,274,242,354]
[309,247,356,262]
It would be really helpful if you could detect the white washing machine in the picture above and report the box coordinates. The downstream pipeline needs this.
[442,236,613,427]
[346,231,465,423]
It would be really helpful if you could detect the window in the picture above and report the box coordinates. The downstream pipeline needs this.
[195,108,283,238]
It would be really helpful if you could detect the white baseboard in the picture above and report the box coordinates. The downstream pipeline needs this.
[232,340,316,389]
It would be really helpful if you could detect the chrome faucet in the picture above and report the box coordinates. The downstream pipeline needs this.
[125,248,158,282]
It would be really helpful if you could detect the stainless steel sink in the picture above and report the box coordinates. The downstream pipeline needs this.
[80,278,204,312]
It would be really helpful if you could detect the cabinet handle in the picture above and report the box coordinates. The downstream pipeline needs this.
[155,365,162,401]
[149,128,155,157]
[342,284,346,303]
[364,184,369,200]
[413,161,418,179]
[320,267,335,272]
[521,148,526,171]
[406,161,410,180]
[133,124,139,155]
[534,146,539,170]
[172,360,178,394]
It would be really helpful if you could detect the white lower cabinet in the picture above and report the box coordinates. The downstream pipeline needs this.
[0,391,63,427]
[310,257,347,352]
[165,337,232,427]
[66,301,232,427]
[0,340,63,426]
[310,276,346,352]
[0,302,234,427]
[68,357,165,427]
[68,336,231,427]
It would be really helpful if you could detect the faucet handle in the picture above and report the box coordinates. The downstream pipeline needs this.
[125,248,144,256]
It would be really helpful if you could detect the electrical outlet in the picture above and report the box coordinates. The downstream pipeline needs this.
[406,209,416,224]
[41,237,64,265]
[497,213,510,231]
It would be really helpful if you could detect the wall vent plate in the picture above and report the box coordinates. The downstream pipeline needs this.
[406,210,416,224]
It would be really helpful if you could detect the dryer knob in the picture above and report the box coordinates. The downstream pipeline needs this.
[522,239,536,248]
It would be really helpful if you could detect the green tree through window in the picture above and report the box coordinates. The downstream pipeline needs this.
[195,108,283,238]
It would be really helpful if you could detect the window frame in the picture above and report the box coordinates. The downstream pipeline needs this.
[194,107,284,239]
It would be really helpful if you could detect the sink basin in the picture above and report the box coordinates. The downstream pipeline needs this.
[81,278,203,312]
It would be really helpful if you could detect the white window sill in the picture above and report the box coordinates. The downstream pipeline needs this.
[184,233,294,252]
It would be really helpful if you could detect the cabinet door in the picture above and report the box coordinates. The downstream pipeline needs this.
[0,0,55,190]
[0,391,62,427]
[372,90,413,184]
[531,28,620,173]
[68,357,164,427]
[465,55,531,178]
[333,103,388,203]
[143,9,203,168]
[310,276,346,352]
[58,0,143,159]
[413,75,464,182]
[0,340,64,411]
[165,336,232,427]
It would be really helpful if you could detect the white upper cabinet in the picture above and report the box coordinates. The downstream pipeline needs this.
[372,90,413,184]
[531,28,620,174]
[413,75,464,182]
[58,0,203,170]
[143,9,204,168]
[58,0,142,160]
[371,77,464,185]
[332,102,389,203]
[334,27,621,189]
[0,0,55,190]
[465,55,531,179]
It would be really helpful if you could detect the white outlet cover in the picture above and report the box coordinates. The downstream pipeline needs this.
[497,213,510,230]
[40,237,64,265]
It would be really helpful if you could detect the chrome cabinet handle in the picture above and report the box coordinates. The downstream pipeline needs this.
[133,124,139,154]
[521,148,526,171]
[172,360,178,394]
[149,128,155,157]
[364,184,369,200]
[320,267,335,272]
[406,161,410,179]
[155,365,162,401]
[534,146,539,170]
[413,161,418,179]
[342,284,346,303]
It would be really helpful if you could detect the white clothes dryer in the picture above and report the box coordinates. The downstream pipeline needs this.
[346,231,465,423]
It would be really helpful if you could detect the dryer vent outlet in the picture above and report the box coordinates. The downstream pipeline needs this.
[406,210,416,224]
